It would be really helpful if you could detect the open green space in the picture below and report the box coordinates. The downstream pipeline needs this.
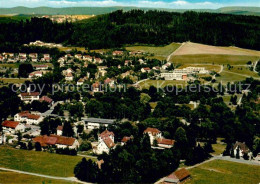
[0,146,92,177]
[0,170,77,184]
[187,160,260,184]
[126,43,181,59]
[139,80,187,89]
[170,54,259,65]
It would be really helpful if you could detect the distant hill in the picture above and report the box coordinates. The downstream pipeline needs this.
[0,6,259,16]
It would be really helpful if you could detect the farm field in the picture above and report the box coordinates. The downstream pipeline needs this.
[0,146,90,177]
[170,54,259,65]
[173,42,260,56]
[0,170,76,184]
[126,43,181,59]
[169,42,260,65]
[187,160,260,184]
[139,79,187,89]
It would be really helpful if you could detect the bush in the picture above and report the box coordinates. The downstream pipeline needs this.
[56,148,77,156]
[35,142,42,151]
[79,141,92,151]
[243,153,249,160]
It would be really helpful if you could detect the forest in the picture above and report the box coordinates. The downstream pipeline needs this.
[0,10,259,50]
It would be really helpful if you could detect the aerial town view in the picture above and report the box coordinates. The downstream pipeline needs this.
[0,0,259,183]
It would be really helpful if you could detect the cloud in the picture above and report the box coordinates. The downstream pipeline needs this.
[0,0,258,9]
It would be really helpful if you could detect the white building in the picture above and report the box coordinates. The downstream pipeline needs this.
[14,111,43,125]
[57,125,63,136]
[2,120,25,134]
[232,141,250,157]
[143,127,174,149]
[19,92,40,103]
[29,71,43,79]
[143,127,162,145]
[33,134,79,149]
[161,72,187,80]
[95,130,115,154]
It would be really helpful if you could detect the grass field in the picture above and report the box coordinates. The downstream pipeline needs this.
[139,80,187,89]
[0,146,89,177]
[126,43,181,59]
[0,78,30,84]
[170,54,259,65]
[0,170,76,184]
[224,66,259,78]
[216,72,247,84]
[212,138,226,156]
[187,160,260,184]
[0,63,53,68]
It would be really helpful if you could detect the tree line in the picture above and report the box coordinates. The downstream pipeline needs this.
[0,10,259,50]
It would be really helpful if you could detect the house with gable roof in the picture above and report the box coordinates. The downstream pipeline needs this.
[94,130,115,154]
[33,134,79,149]
[143,127,175,149]
[2,120,25,134]
[163,168,191,184]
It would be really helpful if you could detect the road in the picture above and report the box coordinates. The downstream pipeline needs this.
[253,60,259,73]
[166,42,186,62]
[222,70,260,80]
[215,156,260,166]
[0,167,90,184]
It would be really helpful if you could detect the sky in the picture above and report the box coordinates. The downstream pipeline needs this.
[0,0,259,9]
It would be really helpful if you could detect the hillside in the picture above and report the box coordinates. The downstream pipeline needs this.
[0,10,259,50]
[0,6,259,16]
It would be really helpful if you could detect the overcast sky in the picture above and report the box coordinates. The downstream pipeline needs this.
[0,0,259,9]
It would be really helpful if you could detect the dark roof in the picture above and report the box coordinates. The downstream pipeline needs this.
[233,141,250,153]
[84,118,115,124]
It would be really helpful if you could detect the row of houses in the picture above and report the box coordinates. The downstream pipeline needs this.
[0,53,51,63]
[94,127,175,155]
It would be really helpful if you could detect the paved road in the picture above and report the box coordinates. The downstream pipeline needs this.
[215,156,260,166]
[0,167,90,184]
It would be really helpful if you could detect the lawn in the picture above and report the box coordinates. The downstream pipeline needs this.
[0,63,53,68]
[216,71,248,84]
[212,143,226,156]
[0,63,19,68]
[0,170,76,184]
[0,146,89,177]
[126,43,181,59]
[170,54,259,65]
[139,80,187,89]
[224,65,259,78]
[187,160,260,184]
